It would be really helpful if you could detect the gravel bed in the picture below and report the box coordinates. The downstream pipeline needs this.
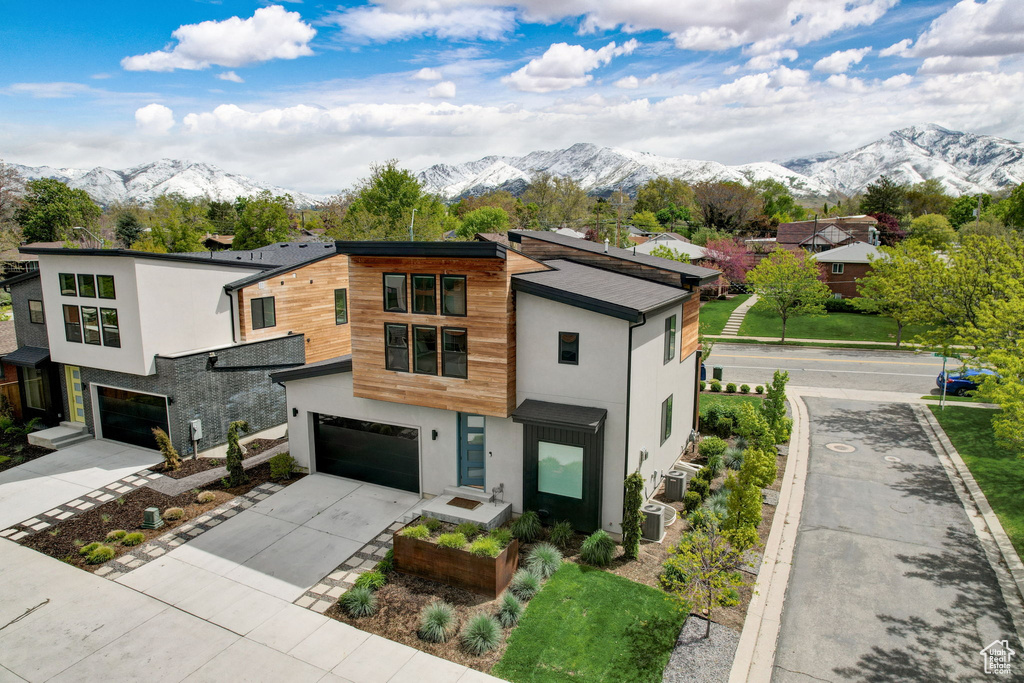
[662,616,741,683]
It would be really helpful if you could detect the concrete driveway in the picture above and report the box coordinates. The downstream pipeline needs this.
[0,439,161,530]
[773,398,1020,682]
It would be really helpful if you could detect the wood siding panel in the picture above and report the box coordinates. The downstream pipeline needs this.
[239,255,350,363]
[516,236,684,287]
[680,295,699,360]
[504,251,549,415]
[348,256,516,417]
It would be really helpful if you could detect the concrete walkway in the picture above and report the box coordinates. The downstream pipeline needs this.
[719,294,759,336]
[707,333,902,346]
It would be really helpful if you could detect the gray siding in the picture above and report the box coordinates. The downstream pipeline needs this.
[10,278,49,349]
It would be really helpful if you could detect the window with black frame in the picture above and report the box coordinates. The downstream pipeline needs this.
[77,274,97,298]
[97,275,116,299]
[251,296,276,329]
[441,275,466,316]
[63,305,82,343]
[412,325,438,374]
[558,332,579,365]
[59,273,77,296]
[442,327,468,378]
[412,275,436,314]
[81,307,101,345]
[661,395,673,444]
[664,315,677,364]
[28,300,44,324]
[385,324,409,371]
[101,308,121,347]
[334,289,348,325]
[384,273,407,312]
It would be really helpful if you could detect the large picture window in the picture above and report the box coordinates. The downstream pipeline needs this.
[661,395,673,445]
[385,324,409,372]
[664,315,676,364]
[81,306,101,345]
[412,325,438,374]
[442,327,468,378]
[97,275,116,299]
[63,305,82,343]
[537,442,584,499]
[334,289,348,325]
[412,275,436,314]
[558,332,579,365]
[442,275,467,316]
[77,274,97,298]
[28,300,44,324]
[101,308,121,348]
[384,273,407,312]
[59,273,77,296]
[251,296,276,329]
[22,368,45,410]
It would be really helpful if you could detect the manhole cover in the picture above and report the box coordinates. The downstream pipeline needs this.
[825,443,855,453]
[884,456,902,463]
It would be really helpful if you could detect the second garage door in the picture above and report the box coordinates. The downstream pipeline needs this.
[313,413,420,493]
[96,386,169,450]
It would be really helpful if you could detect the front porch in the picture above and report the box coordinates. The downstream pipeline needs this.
[414,485,512,530]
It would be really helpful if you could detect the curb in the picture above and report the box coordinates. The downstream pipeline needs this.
[728,392,810,683]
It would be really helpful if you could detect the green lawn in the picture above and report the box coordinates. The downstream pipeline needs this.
[738,308,932,343]
[700,393,764,411]
[930,406,1024,558]
[920,395,993,404]
[494,563,686,683]
[699,295,750,335]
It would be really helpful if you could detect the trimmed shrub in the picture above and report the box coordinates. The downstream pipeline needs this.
[704,489,729,518]
[402,524,431,539]
[683,490,702,514]
[709,380,722,392]
[824,297,858,313]
[700,380,707,391]
[225,420,250,487]
[755,385,764,394]
[698,436,728,460]
[694,466,713,483]
[79,542,101,556]
[437,532,468,549]
[580,530,616,567]
[688,477,710,499]
[85,545,115,564]
[461,614,502,655]
[700,404,739,438]
[196,491,216,504]
[740,384,751,394]
[488,527,513,548]
[526,543,563,578]
[549,520,573,549]
[468,536,502,558]
[510,511,542,543]
[269,452,296,480]
[419,601,457,643]
[497,592,524,628]
[163,507,184,521]
[375,549,394,574]
[725,383,737,393]
[454,522,483,539]
[705,451,724,478]
[509,569,542,600]
[105,530,127,542]
[422,517,443,533]
[724,447,745,470]
[622,471,644,561]
[354,570,387,591]
[339,586,377,617]
[687,508,716,530]
[122,532,145,546]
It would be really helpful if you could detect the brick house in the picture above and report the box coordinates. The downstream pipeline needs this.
[814,242,881,298]
[776,215,879,253]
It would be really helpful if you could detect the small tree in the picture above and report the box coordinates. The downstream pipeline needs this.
[853,250,916,347]
[721,468,762,551]
[760,370,791,444]
[622,471,645,560]
[152,427,180,471]
[746,249,831,342]
[908,213,956,248]
[226,420,250,487]
[661,522,747,638]
[115,212,144,248]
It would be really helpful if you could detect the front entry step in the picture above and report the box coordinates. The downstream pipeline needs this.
[442,485,494,503]
[28,422,92,450]
[418,493,512,530]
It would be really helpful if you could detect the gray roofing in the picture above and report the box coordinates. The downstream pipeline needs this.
[511,399,607,433]
[813,241,881,263]
[2,346,50,368]
[512,259,691,322]
[269,354,353,383]
[0,270,40,288]
[508,230,719,285]
[222,242,338,290]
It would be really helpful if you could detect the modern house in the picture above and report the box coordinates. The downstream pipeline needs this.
[272,231,719,535]
[1,242,345,456]
[813,242,881,298]
[776,215,879,253]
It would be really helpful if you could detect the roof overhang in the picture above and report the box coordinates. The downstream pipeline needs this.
[0,270,41,289]
[270,355,353,383]
[335,241,506,259]
[512,399,607,433]
[512,278,646,323]
[19,247,270,270]
[2,346,50,368]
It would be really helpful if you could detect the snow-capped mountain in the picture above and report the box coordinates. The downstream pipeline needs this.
[11,159,330,208]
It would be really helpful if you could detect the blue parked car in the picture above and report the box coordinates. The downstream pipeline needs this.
[936,368,998,396]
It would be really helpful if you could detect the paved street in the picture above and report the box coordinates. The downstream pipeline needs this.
[772,398,1020,682]
[706,343,946,394]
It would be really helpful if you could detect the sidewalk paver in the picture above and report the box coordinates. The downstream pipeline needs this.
[719,294,758,336]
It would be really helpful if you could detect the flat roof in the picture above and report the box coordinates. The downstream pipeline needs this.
[813,241,882,263]
[0,270,40,288]
[335,241,506,259]
[2,346,50,368]
[270,354,353,383]
[512,399,607,433]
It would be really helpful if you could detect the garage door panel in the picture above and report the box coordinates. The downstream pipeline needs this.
[97,386,168,450]
[313,415,419,493]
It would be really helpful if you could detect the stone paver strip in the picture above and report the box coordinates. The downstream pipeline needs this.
[295,521,401,608]
[144,441,290,496]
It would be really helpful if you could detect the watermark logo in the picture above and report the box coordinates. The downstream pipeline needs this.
[980,639,1015,675]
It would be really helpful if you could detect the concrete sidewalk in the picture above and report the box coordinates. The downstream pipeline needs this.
[708,334,902,346]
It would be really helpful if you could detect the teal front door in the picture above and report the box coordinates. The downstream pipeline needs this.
[458,413,486,487]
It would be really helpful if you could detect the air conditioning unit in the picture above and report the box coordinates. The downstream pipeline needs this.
[664,470,689,501]
[641,503,666,542]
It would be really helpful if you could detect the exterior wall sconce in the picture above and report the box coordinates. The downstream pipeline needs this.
[292,407,299,417]
[432,429,438,440]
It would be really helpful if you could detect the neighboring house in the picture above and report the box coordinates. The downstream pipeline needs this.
[272,232,719,536]
[0,320,20,418]
[632,238,707,261]
[776,215,879,253]
[203,234,234,251]
[813,241,881,298]
[553,227,587,239]
[1,242,345,457]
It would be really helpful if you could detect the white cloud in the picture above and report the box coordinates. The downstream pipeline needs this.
[502,39,639,93]
[745,49,798,70]
[7,82,95,98]
[614,74,659,89]
[135,103,175,135]
[412,67,443,81]
[427,81,457,98]
[904,0,1024,58]
[327,6,515,42]
[825,74,869,92]
[121,5,315,72]
[880,38,912,58]
[918,55,1003,75]
[813,47,871,74]
[217,71,245,83]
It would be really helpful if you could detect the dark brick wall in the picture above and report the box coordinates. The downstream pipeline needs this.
[823,263,871,298]
[10,278,49,349]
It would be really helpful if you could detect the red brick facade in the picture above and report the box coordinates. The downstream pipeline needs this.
[821,262,871,298]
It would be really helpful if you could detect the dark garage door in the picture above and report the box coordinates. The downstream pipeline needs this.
[97,386,169,450]
[313,414,419,493]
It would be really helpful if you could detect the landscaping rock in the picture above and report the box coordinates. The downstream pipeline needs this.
[662,616,740,683]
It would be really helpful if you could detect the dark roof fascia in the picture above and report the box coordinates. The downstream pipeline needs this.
[224,249,341,292]
[18,247,272,271]
[154,333,304,362]
[0,270,40,288]
[511,399,608,433]
[270,355,353,383]
[512,278,644,323]
[335,241,506,259]
[1,346,50,368]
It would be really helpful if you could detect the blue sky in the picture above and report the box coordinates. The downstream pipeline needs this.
[2,0,1023,194]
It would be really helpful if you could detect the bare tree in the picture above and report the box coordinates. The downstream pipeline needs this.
[0,160,25,250]
[692,181,760,233]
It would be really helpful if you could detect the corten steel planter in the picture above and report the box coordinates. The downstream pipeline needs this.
[393,525,519,598]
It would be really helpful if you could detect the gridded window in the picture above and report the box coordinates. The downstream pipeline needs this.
[28,300,44,324]
[661,395,673,445]
[101,308,121,347]
[412,325,438,374]
[558,332,579,365]
[442,327,468,378]
[832,263,845,274]
[63,305,82,343]
[334,289,348,325]
[23,367,45,410]
[384,274,407,312]
[385,324,409,372]
[97,275,116,299]
[251,296,276,329]
[81,306,101,345]
[664,315,677,364]
[441,275,467,316]
[412,275,436,314]
[59,273,77,296]
[77,274,96,298]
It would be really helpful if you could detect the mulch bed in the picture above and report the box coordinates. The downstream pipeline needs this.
[20,461,303,570]
[0,437,55,474]
[152,436,288,479]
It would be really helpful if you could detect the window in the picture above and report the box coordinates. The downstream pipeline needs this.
[385,324,409,372]
[23,368,45,410]
[412,275,436,314]
[537,442,584,499]
[441,275,467,316]
[831,263,844,274]
[251,296,276,329]
[383,274,407,312]
[28,300,44,324]
[661,395,673,445]
[833,293,843,300]
[59,273,77,296]
[413,326,438,374]
[442,327,468,378]
[334,289,348,325]
[81,307,101,345]
[558,332,579,365]
[97,275,116,299]
[664,315,677,364]
[77,274,96,298]
[101,308,121,347]
[63,305,82,343]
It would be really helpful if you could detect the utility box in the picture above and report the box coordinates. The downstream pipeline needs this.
[641,504,666,542]
[189,419,203,440]
[664,470,689,501]
[713,365,724,381]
